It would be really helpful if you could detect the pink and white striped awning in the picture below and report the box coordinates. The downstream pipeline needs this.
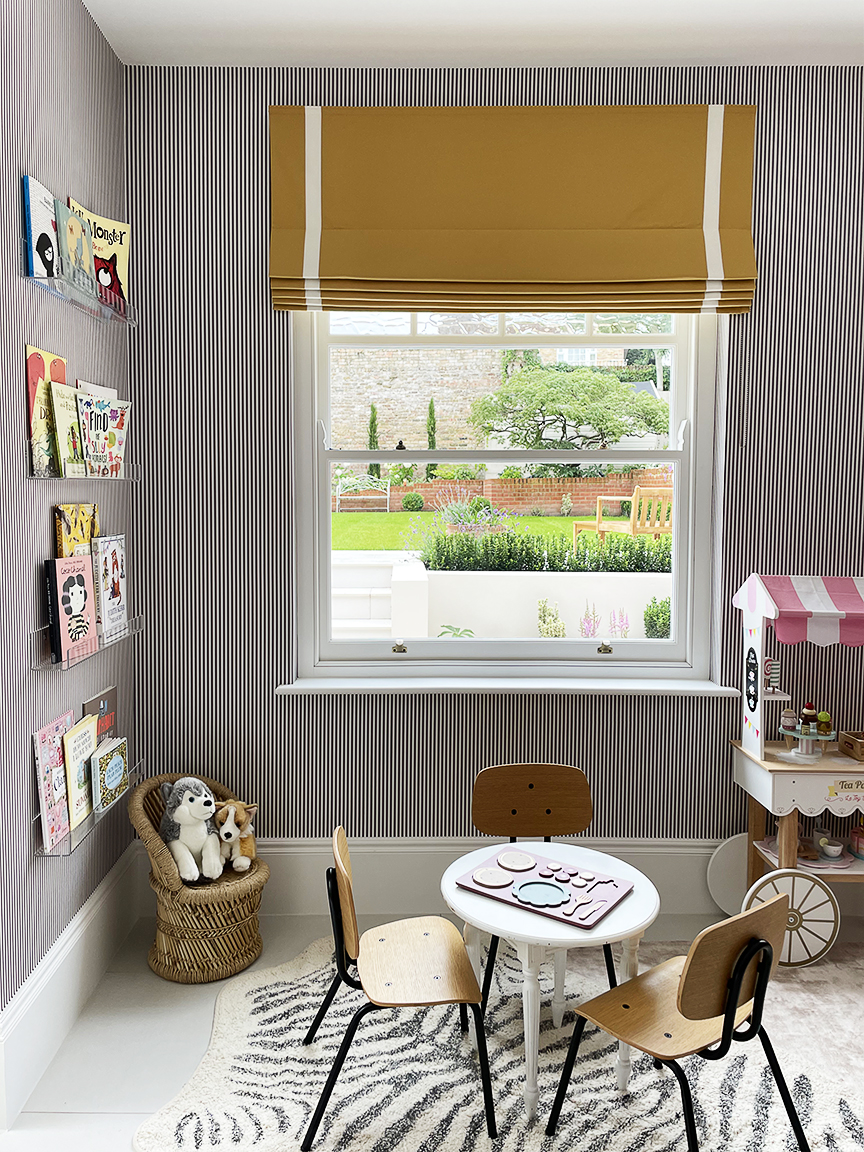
[733,574,864,646]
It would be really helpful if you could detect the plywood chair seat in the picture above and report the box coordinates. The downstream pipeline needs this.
[576,955,753,1061]
[358,916,481,1008]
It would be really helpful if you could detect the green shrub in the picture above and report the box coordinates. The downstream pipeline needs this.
[620,499,632,517]
[644,596,672,638]
[432,463,480,480]
[401,492,424,511]
[388,462,417,486]
[420,531,672,573]
[469,496,491,514]
[499,465,523,479]
[529,506,544,517]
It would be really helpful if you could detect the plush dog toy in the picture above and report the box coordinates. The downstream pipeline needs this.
[159,777,224,882]
[213,800,258,872]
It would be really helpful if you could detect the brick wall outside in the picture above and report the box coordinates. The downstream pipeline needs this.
[332,468,671,515]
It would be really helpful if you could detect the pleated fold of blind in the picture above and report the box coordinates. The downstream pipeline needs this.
[269,104,757,314]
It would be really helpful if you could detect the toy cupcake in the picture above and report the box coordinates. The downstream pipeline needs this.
[781,708,797,750]
[817,711,832,736]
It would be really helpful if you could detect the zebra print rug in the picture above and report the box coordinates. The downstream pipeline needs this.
[133,936,864,1152]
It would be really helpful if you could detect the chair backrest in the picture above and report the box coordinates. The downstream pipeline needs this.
[128,772,237,892]
[471,763,592,838]
[677,894,789,1020]
[332,826,361,961]
[630,486,673,533]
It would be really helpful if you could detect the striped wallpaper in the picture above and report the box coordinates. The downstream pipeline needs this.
[2,0,136,1009]
[125,65,863,851]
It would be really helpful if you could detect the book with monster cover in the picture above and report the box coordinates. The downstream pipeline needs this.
[78,392,131,478]
[68,199,131,307]
[51,380,87,477]
[26,345,67,477]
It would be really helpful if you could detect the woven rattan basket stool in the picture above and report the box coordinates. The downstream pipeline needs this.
[128,773,271,983]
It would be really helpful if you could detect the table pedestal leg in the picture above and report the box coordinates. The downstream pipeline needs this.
[747,795,767,887]
[615,934,642,1093]
[552,948,567,1028]
[777,810,799,869]
[463,922,482,1049]
[515,941,546,1121]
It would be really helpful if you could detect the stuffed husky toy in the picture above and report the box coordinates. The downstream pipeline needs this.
[159,777,224,882]
[213,800,258,872]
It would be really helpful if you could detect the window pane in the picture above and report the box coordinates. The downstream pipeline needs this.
[329,347,670,450]
[416,313,497,335]
[592,313,674,334]
[329,462,675,642]
[505,313,586,335]
[329,312,411,335]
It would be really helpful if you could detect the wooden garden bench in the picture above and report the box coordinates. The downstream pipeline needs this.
[573,485,673,546]
[335,477,391,513]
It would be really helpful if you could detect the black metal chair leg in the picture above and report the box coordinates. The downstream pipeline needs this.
[303,972,342,1045]
[469,1003,497,1138]
[664,1060,700,1152]
[758,1027,812,1152]
[603,943,618,989]
[301,1002,378,1151]
[653,1058,663,1069]
[545,1014,587,1135]
[480,934,500,1016]
[459,1003,468,1033]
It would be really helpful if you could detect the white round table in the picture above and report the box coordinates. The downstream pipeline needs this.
[441,841,660,1120]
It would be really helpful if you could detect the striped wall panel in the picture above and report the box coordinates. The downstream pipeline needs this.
[1,0,134,1008]
[125,64,863,859]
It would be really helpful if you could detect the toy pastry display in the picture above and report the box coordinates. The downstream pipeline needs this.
[456,849,633,928]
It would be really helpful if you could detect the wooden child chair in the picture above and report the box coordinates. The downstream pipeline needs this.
[300,827,496,1151]
[545,894,810,1152]
[471,762,618,1021]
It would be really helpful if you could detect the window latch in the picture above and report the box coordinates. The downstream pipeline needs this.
[392,640,408,653]
[597,641,613,654]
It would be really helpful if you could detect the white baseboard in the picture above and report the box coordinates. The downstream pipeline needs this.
[0,842,142,1131]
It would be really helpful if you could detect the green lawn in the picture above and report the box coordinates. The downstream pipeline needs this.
[331,512,629,550]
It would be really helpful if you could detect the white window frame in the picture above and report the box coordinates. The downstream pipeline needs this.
[288,312,723,687]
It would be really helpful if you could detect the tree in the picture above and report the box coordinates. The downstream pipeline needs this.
[470,363,669,452]
[367,404,380,478]
[426,396,437,481]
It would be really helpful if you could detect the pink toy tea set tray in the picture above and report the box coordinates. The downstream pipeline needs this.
[455,848,633,929]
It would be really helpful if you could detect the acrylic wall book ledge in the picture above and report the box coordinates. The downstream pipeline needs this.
[31,614,144,671]
[22,239,138,326]
[34,760,144,856]
[24,440,141,482]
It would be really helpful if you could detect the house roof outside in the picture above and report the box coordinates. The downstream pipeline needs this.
[82,0,864,67]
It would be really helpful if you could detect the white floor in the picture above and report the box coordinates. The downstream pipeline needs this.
[2,913,862,1150]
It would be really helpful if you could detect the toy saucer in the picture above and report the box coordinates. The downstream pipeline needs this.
[497,850,536,872]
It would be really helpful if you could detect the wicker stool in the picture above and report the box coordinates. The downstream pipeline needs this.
[128,773,271,984]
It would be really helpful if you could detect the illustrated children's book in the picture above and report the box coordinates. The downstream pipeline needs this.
[68,199,131,307]
[54,200,96,295]
[77,392,131,478]
[23,176,58,278]
[45,555,98,665]
[54,502,100,558]
[27,345,66,477]
[83,685,117,744]
[90,736,129,812]
[50,380,87,477]
[62,713,98,829]
[91,534,127,642]
[33,710,74,851]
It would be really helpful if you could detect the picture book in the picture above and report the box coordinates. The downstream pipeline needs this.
[77,379,118,400]
[91,534,127,642]
[50,381,87,477]
[78,393,131,478]
[62,714,98,829]
[54,200,96,295]
[54,502,100,558]
[68,199,131,307]
[23,176,58,278]
[90,736,129,812]
[83,685,117,743]
[45,555,98,665]
[33,710,74,851]
[26,345,66,477]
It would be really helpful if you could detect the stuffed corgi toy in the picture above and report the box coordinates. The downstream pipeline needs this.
[213,800,258,872]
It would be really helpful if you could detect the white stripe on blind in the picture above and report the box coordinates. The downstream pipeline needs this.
[303,105,322,309]
[702,104,726,311]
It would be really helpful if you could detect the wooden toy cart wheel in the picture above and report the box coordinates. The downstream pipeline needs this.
[742,868,840,967]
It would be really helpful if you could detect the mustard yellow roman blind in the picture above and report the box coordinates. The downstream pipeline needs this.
[269,104,757,313]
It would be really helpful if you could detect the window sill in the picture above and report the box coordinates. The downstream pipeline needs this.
[277,677,739,696]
